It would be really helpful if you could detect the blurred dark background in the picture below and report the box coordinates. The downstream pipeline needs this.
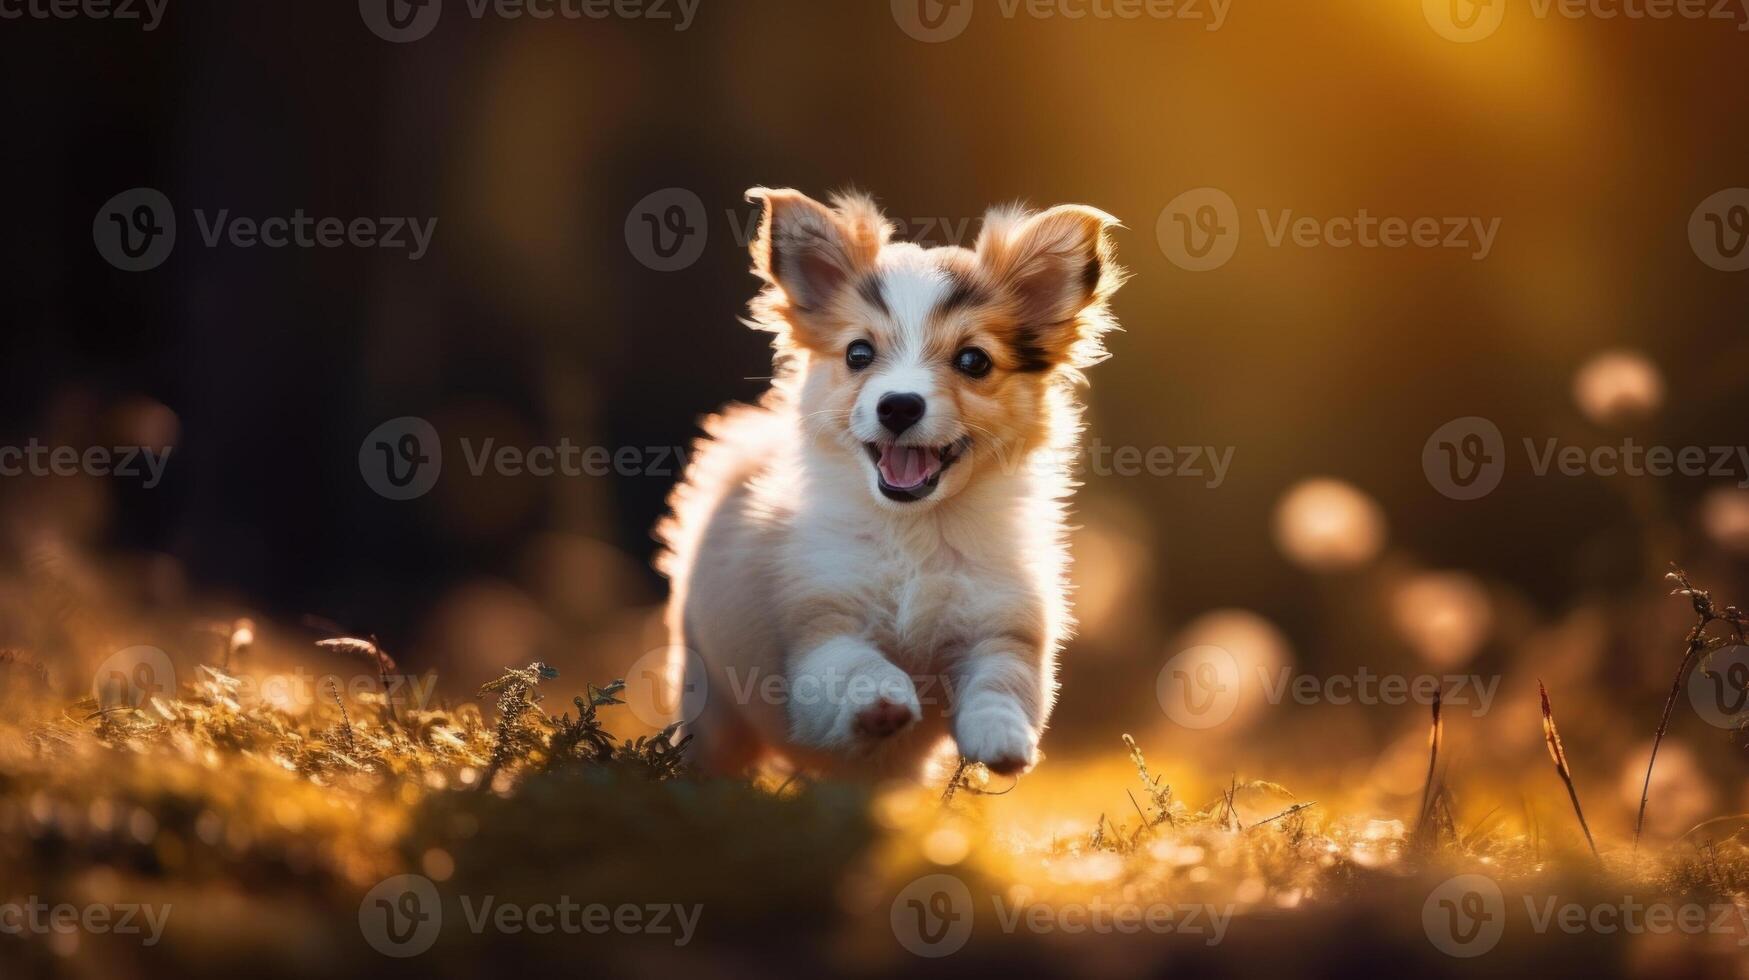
[3,0,1749,774]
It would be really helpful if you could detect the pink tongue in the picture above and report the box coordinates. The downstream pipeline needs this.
[878,445,938,489]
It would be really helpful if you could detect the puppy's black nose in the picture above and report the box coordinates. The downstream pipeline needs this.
[877,392,926,435]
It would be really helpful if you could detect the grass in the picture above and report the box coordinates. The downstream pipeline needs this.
[1538,680,1601,863]
[5,573,1749,976]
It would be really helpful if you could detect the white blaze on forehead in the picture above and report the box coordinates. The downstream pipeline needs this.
[868,263,948,398]
[873,249,953,358]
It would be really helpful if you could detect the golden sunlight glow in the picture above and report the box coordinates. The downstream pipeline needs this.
[921,825,971,866]
[1702,489,1749,555]
[1391,571,1493,667]
[1160,609,1295,737]
[1573,350,1664,427]
[1273,479,1387,572]
[1618,740,1714,840]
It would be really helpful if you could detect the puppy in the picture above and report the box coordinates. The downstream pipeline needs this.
[656,188,1124,779]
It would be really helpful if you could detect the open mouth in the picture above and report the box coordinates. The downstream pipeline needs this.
[863,438,969,502]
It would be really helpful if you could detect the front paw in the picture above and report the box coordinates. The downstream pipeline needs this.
[953,704,1038,775]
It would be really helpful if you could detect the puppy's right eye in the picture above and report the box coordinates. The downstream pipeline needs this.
[846,340,875,371]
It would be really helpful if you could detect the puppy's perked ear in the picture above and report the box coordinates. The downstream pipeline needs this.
[976,205,1125,370]
[747,188,890,314]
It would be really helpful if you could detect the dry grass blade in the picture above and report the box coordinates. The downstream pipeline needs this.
[1461,805,1506,850]
[315,636,396,671]
[1415,689,1443,849]
[942,757,970,805]
[1250,801,1318,829]
[940,759,1018,802]
[1539,680,1601,863]
[328,679,354,752]
[1220,774,1242,831]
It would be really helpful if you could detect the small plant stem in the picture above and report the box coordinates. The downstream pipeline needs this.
[372,635,397,727]
[1633,628,1705,857]
[942,757,970,805]
[1250,802,1317,829]
[1635,568,1747,857]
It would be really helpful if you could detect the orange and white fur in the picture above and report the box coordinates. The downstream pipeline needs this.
[657,188,1124,779]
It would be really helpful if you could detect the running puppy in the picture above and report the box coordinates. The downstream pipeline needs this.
[657,188,1125,778]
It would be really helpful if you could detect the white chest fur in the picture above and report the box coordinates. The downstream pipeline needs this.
[785,499,1051,676]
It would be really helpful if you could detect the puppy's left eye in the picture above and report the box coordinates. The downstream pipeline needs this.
[953,347,992,378]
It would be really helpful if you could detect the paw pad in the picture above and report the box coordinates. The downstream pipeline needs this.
[853,698,917,739]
